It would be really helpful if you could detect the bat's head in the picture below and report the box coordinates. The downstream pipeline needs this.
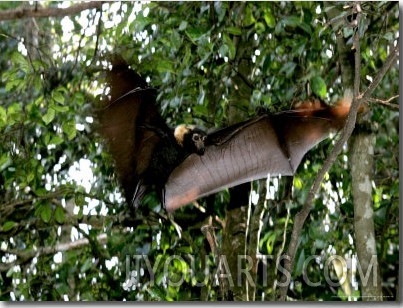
[174,124,207,155]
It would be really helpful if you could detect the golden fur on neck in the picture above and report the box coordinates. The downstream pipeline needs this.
[174,124,195,146]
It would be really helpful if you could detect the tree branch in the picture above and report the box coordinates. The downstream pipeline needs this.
[0,2,104,21]
[352,3,362,98]
[0,233,107,273]
[359,45,399,101]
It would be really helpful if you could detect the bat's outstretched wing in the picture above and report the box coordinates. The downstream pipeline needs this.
[164,95,355,212]
[99,59,169,207]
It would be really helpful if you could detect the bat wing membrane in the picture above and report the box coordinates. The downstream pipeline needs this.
[164,111,341,212]
[99,64,164,206]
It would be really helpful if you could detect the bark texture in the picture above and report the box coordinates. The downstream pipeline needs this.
[350,131,383,300]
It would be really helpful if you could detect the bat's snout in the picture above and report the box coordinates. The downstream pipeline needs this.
[196,144,205,155]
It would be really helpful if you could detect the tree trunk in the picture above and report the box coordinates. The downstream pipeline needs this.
[220,31,253,299]
[221,183,250,300]
[350,131,383,300]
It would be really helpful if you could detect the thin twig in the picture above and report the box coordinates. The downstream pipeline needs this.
[273,201,291,294]
[368,95,399,109]
[246,179,268,301]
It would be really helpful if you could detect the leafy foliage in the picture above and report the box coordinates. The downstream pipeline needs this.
[0,1,399,301]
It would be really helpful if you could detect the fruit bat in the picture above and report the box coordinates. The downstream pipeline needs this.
[97,58,362,213]
[164,94,360,212]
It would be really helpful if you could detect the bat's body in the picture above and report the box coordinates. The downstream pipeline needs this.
[164,96,356,212]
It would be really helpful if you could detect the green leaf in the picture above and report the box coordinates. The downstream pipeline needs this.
[277,16,312,35]
[262,94,272,106]
[55,283,70,295]
[263,8,276,28]
[294,249,306,276]
[51,104,69,112]
[226,26,242,35]
[265,232,276,254]
[77,207,83,220]
[75,194,86,207]
[81,258,94,273]
[279,62,297,77]
[11,52,30,73]
[156,60,174,73]
[0,105,6,121]
[55,205,65,224]
[282,15,299,27]
[52,91,65,104]
[146,285,167,301]
[293,40,307,56]
[43,108,55,125]
[223,34,236,60]
[2,221,17,232]
[7,102,22,116]
[73,92,85,106]
[219,44,229,58]
[311,76,327,99]
[185,28,205,42]
[34,188,48,197]
[192,104,208,118]
[40,203,52,223]
[243,5,255,27]
[255,22,266,34]
[138,10,150,28]
[6,103,23,125]
[6,267,14,278]
[262,56,271,74]
[0,154,10,172]
[179,20,187,31]
[298,22,312,35]
[196,90,205,106]
[293,177,303,190]
[27,171,35,184]
[49,135,64,145]
[5,78,22,92]
[62,120,77,141]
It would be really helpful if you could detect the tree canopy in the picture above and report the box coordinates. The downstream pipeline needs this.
[0,1,399,301]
